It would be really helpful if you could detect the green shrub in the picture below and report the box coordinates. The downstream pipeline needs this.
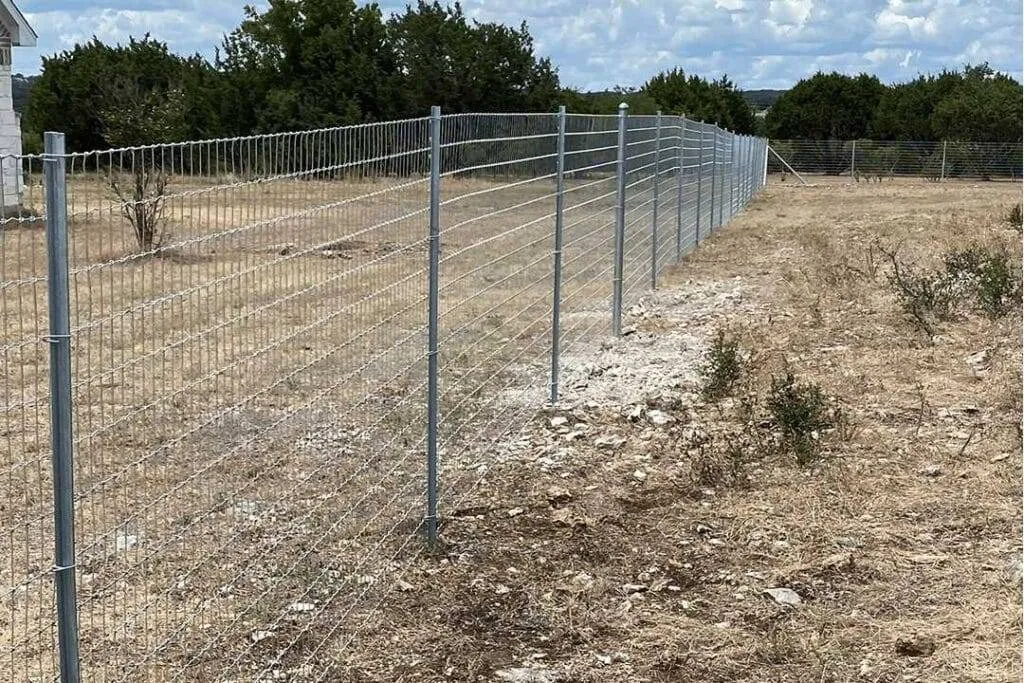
[883,243,1021,336]
[699,330,744,401]
[943,245,1021,318]
[767,373,836,466]
[882,249,957,336]
[1007,203,1022,232]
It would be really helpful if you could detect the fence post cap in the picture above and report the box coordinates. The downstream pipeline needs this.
[618,102,629,111]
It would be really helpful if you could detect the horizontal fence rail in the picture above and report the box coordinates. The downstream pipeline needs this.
[3,108,767,681]
[769,139,1023,180]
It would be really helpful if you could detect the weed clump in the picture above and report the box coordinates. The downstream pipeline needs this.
[944,245,1021,317]
[699,329,744,401]
[1007,203,1022,232]
[881,243,1021,336]
[767,373,837,466]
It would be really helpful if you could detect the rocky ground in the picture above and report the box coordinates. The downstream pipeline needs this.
[271,179,1022,682]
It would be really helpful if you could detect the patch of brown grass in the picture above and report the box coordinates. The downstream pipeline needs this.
[321,178,1022,682]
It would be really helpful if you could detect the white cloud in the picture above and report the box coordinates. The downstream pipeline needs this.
[14,0,1024,89]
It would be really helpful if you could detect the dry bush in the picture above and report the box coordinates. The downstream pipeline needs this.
[699,328,745,401]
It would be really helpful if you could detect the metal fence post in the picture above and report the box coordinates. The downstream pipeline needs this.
[751,138,756,192]
[745,137,751,202]
[741,137,748,203]
[425,107,441,543]
[718,132,726,228]
[940,140,947,181]
[550,106,566,404]
[762,138,769,187]
[709,128,717,233]
[851,139,857,181]
[612,102,628,336]
[695,125,704,245]
[651,111,661,289]
[729,134,736,221]
[675,118,684,261]
[44,131,82,683]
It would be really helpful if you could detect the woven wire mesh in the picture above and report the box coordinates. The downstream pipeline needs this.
[1,153,57,682]
[4,111,769,681]
[768,139,1023,180]
[45,120,434,680]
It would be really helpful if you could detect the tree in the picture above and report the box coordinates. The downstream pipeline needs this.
[387,1,560,115]
[929,65,1022,142]
[869,70,961,141]
[218,0,405,133]
[764,72,885,140]
[23,36,221,151]
[100,80,189,251]
[642,69,755,133]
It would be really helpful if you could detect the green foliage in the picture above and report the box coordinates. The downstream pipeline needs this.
[943,245,1022,318]
[562,87,660,115]
[881,246,958,337]
[883,243,1021,336]
[767,64,1022,145]
[1007,204,1023,232]
[765,72,886,140]
[217,0,405,133]
[874,64,1023,143]
[23,5,1022,154]
[699,329,745,401]
[23,36,222,151]
[767,373,836,466]
[388,2,559,115]
[641,69,756,133]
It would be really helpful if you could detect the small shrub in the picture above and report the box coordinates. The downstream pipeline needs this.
[767,373,836,466]
[943,245,1021,318]
[882,247,957,336]
[685,430,750,489]
[1007,203,1022,232]
[699,329,744,401]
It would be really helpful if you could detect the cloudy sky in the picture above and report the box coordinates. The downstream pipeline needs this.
[16,0,1024,89]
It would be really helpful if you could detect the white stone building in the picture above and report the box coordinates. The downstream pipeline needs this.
[0,0,35,211]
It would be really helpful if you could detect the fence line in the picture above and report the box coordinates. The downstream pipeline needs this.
[3,106,767,681]
[768,139,1023,180]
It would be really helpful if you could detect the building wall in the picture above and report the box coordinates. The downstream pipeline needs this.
[0,33,21,210]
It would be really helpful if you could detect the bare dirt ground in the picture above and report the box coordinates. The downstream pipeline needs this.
[329,178,1023,682]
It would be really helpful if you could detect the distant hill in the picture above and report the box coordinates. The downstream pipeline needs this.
[13,74,37,114]
[742,89,786,111]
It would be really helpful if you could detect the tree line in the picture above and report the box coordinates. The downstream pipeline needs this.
[22,0,754,152]
[764,66,1022,142]
[21,0,1022,153]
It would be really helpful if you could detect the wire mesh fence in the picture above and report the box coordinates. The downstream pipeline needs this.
[3,108,767,681]
[768,139,1023,181]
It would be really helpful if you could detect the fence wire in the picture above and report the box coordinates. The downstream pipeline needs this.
[769,139,1023,180]
[3,110,767,681]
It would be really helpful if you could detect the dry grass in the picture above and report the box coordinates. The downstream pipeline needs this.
[3,169,1019,680]
[323,177,1023,682]
[0,168,659,680]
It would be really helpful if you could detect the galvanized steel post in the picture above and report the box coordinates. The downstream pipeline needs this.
[729,134,736,220]
[550,106,566,404]
[709,128,717,233]
[651,111,661,289]
[425,107,441,543]
[612,102,628,336]
[675,118,684,261]
[44,131,82,683]
[940,141,947,181]
[695,125,704,245]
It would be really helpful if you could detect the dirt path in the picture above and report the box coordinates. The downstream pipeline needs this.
[301,178,1021,682]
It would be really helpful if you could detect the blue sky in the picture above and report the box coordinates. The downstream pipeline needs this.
[16,0,1024,89]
